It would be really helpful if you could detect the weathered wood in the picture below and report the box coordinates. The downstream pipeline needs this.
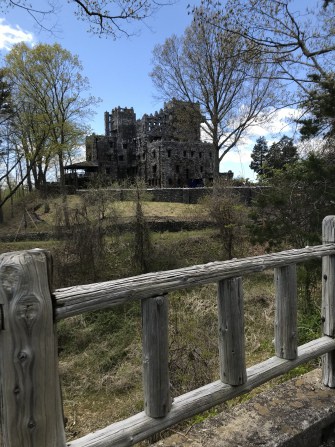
[322,216,335,387]
[217,277,246,385]
[274,265,297,360]
[142,295,171,418]
[54,244,335,320]
[68,336,335,447]
[0,249,66,447]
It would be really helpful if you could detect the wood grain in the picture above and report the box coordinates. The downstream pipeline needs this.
[0,249,66,447]
[68,337,335,447]
[322,216,335,386]
[217,277,246,385]
[274,265,297,360]
[142,295,171,417]
[54,244,335,320]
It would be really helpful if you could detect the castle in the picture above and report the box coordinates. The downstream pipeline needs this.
[66,100,214,188]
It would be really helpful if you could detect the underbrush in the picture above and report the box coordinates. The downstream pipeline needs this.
[0,193,324,443]
[58,263,322,442]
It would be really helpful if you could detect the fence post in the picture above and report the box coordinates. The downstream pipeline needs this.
[217,277,247,385]
[322,216,335,387]
[142,294,172,418]
[0,249,66,447]
[274,265,297,360]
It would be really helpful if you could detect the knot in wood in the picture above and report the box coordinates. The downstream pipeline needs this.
[28,420,36,429]
[17,351,28,362]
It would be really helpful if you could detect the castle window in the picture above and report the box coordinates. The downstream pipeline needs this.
[191,151,194,157]
[176,165,180,173]
[153,165,157,174]
[168,178,173,185]
[200,166,203,172]
[183,150,187,157]
[153,150,156,158]
[119,155,124,161]
[123,143,128,149]
[167,150,171,158]
[199,152,202,158]
[186,169,189,177]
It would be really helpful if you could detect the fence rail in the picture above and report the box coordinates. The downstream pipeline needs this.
[1,216,335,447]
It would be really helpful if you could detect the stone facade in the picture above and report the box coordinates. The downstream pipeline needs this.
[86,100,213,187]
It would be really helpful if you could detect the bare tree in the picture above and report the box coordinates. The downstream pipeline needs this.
[151,13,284,174]
[194,0,335,122]
[2,0,175,37]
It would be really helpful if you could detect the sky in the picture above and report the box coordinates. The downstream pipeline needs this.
[0,0,305,181]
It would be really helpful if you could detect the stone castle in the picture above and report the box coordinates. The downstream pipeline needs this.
[82,99,214,187]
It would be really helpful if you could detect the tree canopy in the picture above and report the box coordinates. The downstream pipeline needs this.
[250,152,335,249]
[3,42,99,195]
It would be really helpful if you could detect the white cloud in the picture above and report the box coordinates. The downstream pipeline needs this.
[0,18,34,51]
[238,107,301,146]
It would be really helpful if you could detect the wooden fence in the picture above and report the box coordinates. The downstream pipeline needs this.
[1,216,335,446]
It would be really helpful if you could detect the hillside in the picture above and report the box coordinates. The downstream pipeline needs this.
[0,191,321,444]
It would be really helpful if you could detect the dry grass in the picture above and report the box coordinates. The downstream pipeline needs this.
[57,271,278,442]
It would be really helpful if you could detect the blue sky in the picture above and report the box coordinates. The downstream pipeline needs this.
[0,0,305,181]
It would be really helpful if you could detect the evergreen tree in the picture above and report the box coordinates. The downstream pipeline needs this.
[250,152,335,249]
[265,136,298,175]
[249,136,269,176]
[297,74,335,139]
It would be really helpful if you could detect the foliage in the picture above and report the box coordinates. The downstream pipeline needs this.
[250,152,335,249]
[5,42,99,191]
[249,137,269,176]
[297,73,335,140]
[264,136,298,175]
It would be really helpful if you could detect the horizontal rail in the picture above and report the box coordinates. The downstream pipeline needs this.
[68,336,335,447]
[54,244,335,320]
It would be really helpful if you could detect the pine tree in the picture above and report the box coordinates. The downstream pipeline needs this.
[266,136,298,173]
[249,137,268,176]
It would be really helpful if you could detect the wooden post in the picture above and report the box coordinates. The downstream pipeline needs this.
[0,249,66,447]
[217,277,247,386]
[274,265,297,360]
[322,216,335,387]
[142,295,171,418]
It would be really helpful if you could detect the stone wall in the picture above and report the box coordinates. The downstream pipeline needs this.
[78,186,259,205]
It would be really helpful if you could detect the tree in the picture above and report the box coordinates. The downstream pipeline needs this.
[297,74,335,139]
[5,43,99,190]
[250,152,335,250]
[249,137,269,176]
[265,136,298,174]
[194,1,335,140]
[2,0,173,38]
[202,179,249,259]
[150,12,282,175]
[195,0,335,86]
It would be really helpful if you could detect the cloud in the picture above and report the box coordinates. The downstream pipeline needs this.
[0,18,34,50]
[237,107,301,147]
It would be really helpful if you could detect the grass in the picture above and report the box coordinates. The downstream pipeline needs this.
[0,191,324,443]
